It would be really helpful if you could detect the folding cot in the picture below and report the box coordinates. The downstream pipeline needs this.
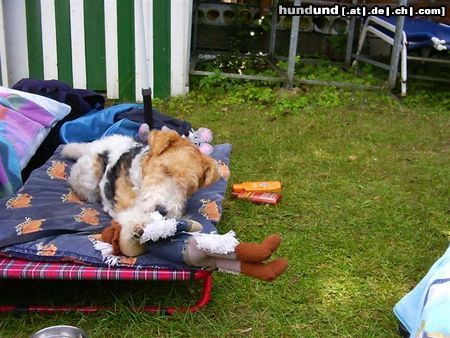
[0,87,231,314]
[0,258,213,314]
[353,14,450,95]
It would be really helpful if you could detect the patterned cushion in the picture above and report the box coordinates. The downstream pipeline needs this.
[0,144,232,270]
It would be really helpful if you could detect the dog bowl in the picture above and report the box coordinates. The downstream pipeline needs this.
[30,325,88,338]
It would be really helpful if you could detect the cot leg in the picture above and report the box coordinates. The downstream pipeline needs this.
[164,273,213,315]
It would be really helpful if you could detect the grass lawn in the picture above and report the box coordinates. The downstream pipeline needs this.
[0,77,449,337]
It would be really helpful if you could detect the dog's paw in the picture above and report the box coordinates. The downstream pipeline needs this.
[132,225,144,240]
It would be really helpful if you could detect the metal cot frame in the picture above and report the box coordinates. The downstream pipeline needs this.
[0,257,213,314]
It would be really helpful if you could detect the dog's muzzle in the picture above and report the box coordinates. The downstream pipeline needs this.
[155,205,168,217]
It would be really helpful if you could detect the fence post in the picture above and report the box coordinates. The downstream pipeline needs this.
[345,0,358,65]
[286,0,301,90]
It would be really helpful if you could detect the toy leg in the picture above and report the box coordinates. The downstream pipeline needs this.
[183,235,288,282]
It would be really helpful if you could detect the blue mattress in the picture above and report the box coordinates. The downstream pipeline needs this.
[0,143,232,270]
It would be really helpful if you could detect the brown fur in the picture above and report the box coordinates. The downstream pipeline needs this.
[118,130,220,257]
[112,130,219,214]
[68,130,220,257]
[142,130,219,198]
[114,170,137,211]
[93,154,105,181]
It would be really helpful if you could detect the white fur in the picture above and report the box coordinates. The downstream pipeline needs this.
[129,146,148,191]
[62,135,139,206]
[63,134,188,257]
[66,155,100,203]
[138,177,185,219]
[63,135,186,223]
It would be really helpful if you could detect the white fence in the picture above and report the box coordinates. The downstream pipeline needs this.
[0,0,192,100]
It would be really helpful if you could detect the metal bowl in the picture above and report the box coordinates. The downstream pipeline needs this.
[30,325,88,338]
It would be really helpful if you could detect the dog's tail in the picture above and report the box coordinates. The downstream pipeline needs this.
[61,142,90,160]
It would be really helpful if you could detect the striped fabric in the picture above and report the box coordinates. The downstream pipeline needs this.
[0,0,192,100]
[0,257,210,281]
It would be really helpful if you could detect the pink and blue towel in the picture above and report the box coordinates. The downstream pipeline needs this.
[0,92,60,197]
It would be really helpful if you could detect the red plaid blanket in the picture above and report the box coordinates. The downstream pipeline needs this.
[0,257,210,281]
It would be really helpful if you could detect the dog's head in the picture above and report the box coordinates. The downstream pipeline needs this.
[138,130,220,219]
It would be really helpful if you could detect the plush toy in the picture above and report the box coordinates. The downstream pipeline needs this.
[99,220,288,282]
[98,211,202,256]
[138,124,214,155]
[187,127,214,155]
[138,123,151,142]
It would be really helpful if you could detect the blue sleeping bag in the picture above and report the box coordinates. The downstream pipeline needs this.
[59,103,192,143]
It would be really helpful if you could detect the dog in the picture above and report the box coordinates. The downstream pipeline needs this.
[62,130,220,256]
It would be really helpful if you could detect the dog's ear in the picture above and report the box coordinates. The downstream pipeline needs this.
[201,157,220,188]
[149,130,180,156]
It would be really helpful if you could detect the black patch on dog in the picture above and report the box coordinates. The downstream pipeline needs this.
[98,151,109,175]
[103,168,116,206]
[104,146,144,206]
[120,146,144,173]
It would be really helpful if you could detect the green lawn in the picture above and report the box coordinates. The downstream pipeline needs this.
[1,79,449,337]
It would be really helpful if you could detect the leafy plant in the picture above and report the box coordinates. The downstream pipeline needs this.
[313,88,341,107]
[197,70,229,90]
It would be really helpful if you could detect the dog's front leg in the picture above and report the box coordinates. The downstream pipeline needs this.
[115,209,148,257]
[119,223,147,257]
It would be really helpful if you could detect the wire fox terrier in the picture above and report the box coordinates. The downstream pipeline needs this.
[62,130,220,256]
